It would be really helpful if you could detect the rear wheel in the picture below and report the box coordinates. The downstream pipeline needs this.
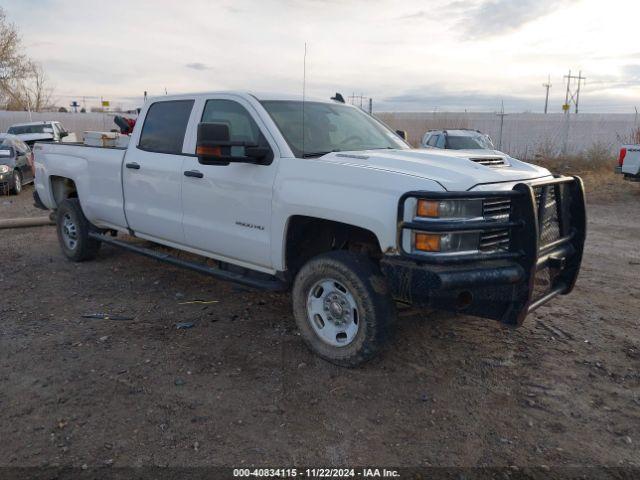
[56,198,101,261]
[292,250,395,367]
[9,170,21,195]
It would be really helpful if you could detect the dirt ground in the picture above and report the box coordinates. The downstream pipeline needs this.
[0,182,639,471]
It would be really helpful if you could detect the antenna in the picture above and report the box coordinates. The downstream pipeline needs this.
[302,42,307,158]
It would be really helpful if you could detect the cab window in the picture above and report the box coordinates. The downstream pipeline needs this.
[139,100,195,154]
[201,99,270,158]
[427,135,439,147]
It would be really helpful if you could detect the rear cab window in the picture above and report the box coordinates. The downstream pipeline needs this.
[138,100,195,154]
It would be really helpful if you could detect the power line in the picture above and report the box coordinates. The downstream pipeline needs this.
[496,100,507,150]
[563,69,586,114]
[542,74,552,114]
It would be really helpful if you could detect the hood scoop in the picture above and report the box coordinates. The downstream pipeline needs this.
[469,157,508,167]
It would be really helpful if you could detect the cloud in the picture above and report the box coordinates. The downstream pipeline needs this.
[454,0,578,39]
[185,62,209,71]
[379,87,538,112]
[397,10,429,20]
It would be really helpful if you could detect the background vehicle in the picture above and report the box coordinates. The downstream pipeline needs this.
[615,145,640,181]
[7,121,76,147]
[421,129,497,151]
[34,91,586,367]
[0,133,34,195]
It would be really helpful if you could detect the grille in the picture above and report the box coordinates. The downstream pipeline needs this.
[479,229,510,252]
[470,157,507,167]
[534,186,561,246]
[480,197,511,252]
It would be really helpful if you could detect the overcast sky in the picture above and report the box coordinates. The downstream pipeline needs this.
[4,0,640,112]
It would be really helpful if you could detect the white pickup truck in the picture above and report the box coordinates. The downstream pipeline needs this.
[615,145,640,181]
[8,121,77,147]
[34,92,586,366]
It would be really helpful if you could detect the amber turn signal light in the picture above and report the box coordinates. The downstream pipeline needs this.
[414,233,441,252]
[196,145,222,156]
[417,199,439,217]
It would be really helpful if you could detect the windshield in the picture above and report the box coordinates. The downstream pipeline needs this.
[260,101,408,157]
[445,134,494,150]
[7,124,52,135]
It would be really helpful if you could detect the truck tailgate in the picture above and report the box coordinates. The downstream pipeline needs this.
[622,145,640,175]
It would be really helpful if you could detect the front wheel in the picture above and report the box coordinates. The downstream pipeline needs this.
[292,251,396,367]
[9,170,21,195]
[56,198,101,261]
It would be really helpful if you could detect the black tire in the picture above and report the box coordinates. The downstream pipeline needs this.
[292,250,396,367]
[9,170,22,195]
[55,198,101,262]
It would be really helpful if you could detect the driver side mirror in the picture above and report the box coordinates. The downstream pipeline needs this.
[60,131,69,138]
[395,130,408,141]
[196,122,272,166]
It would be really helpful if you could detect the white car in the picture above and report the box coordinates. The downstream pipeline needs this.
[7,121,76,147]
[615,145,640,181]
[34,91,587,366]
[421,129,498,151]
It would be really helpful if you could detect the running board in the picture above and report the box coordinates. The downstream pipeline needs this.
[89,233,288,291]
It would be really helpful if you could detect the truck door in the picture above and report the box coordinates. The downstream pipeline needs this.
[181,97,278,270]
[123,99,195,244]
[14,139,33,182]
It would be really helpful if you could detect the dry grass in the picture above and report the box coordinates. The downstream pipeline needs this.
[531,143,638,203]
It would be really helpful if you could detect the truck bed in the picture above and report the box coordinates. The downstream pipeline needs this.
[34,141,128,230]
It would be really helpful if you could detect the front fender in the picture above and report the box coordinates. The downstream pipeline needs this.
[270,157,445,271]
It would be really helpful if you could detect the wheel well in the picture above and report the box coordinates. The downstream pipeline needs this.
[50,176,78,206]
[285,216,382,275]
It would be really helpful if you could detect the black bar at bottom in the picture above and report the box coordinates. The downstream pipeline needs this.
[89,233,287,291]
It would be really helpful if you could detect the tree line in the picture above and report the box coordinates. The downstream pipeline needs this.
[0,7,54,112]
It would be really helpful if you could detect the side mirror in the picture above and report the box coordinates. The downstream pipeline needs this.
[395,130,408,141]
[196,122,271,166]
[60,131,69,138]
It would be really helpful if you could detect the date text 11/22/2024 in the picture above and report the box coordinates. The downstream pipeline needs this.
[232,468,400,478]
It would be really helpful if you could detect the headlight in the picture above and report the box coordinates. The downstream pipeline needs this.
[414,231,480,253]
[417,199,482,219]
[411,199,483,254]
[0,165,10,174]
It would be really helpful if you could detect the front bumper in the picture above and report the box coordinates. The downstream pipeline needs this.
[381,176,586,326]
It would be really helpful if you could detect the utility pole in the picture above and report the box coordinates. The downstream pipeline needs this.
[563,69,586,114]
[543,75,552,114]
[496,100,507,151]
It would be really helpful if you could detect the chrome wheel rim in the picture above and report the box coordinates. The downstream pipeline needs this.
[14,174,21,193]
[306,278,360,347]
[61,213,78,250]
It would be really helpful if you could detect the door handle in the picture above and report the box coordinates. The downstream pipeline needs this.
[125,162,140,170]
[184,170,204,178]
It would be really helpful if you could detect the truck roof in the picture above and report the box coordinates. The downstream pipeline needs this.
[9,121,57,127]
[147,91,339,105]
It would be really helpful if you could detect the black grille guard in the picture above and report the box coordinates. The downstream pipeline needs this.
[393,175,587,325]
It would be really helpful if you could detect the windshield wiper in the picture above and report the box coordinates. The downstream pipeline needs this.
[302,150,337,158]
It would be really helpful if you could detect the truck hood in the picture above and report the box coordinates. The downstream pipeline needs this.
[320,148,551,191]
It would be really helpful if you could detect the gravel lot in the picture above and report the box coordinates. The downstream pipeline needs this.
[1,184,639,470]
